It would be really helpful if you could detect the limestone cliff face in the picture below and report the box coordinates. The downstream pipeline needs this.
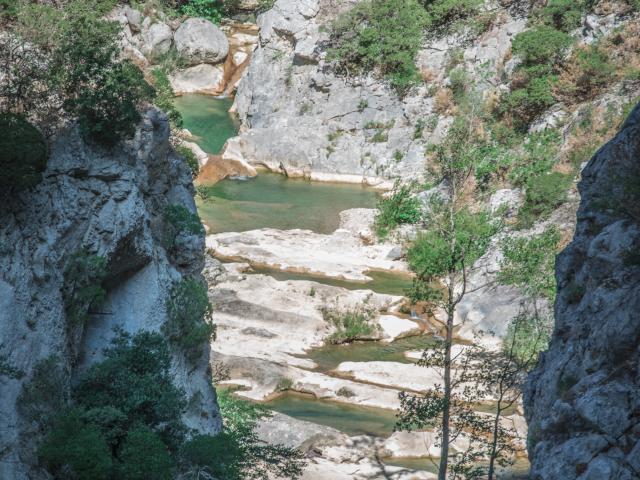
[225,0,527,182]
[0,109,220,479]
[525,104,640,479]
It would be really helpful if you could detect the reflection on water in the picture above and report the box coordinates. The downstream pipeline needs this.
[197,172,379,234]
[174,94,240,154]
[249,265,414,296]
[306,336,436,373]
[265,392,399,437]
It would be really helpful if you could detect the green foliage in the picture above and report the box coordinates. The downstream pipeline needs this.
[181,390,306,480]
[408,206,496,284]
[176,145,200,178]
[499,227,561,301]
[322,304,378,344]
[328,0,429,92]
[74,330,188,451]
[509,129,561,186]
[502,26,572,128]
[503,311,552,365]
[0,0,19,18]
[0,113,48,192]
[163,204,205,250]
[49,9,154,145]
[518,172,572,228]
[180,0,224,23]
[151,68,183,128]
[532,0,587,32]
[38,332,190,479]
[163,278,215,360]
[39,410,113,480]
[276,377,294,391]
[511,27,573,66]
[562,45,616,101]
[18,356,69,428]
[119,428,174,480]
[63,250,107,326]
[374,181,422,239]
[422,0,483,30]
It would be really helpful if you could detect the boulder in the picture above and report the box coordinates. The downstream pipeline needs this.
[169,64,225,95]
[140,22,173,59]
[174,18,229,65]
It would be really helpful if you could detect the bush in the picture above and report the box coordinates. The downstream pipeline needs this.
[0,113,48,192]
[119,428,174,480]
[62,250,107,326]
[374,181,422,239]
[74,330,188,450]
[176,145,200,178]
[328,0,429,92]
[322,305,378,344]
[49,10,154,145]
[423,0,483,31]
[502,26,572,128]
[518,172,572,228]
[18,356,69,428]
[163,278,215,360]
[39,410,113,480]
[557,46,616,102]
[276,377,294,391]
[532,0,586,32]
[499,226,561,301]
[151,68,183,128]
[163,204,204,250]
[511,27,573,66]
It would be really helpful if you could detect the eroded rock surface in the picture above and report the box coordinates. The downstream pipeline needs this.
[525,104,640,479]
[0,110,219,479]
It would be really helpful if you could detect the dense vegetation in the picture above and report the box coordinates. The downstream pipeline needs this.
[24,332,305,479]
[328,0,486,91]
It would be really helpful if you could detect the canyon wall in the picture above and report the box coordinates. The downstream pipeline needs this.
[0,109,220,479]
[525,104,640,479]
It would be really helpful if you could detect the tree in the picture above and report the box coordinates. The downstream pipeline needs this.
[470,309,551,480]
[39,409,113,480]
[0,113,48,193]
[119,428,174,480]
[397,109,499,479]
[180,390,306,480]
[49,11,154,145]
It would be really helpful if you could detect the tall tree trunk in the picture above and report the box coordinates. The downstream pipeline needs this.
[438,282,455,480]
[487,399,503,480]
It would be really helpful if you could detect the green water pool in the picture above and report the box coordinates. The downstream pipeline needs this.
[305,336,436,372]
[174,94,240,154]
[265,393,399,437]
[249,265,414,296]
[197,172,380,234]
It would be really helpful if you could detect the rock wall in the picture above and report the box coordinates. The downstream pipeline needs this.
[524,104,640,479]
[0,109,220,479]
[224,0,528,183]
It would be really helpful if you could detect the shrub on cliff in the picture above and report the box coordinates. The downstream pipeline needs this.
[163,277,215,360]
[328,0,429,92]
[7,0,154,146]
[0,113,48,192]
[181,390,306,479]
[518,172,572,228]
[163,204,205,250]
[374,180,422,239]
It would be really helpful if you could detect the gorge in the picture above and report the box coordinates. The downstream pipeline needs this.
[1,0,640,479]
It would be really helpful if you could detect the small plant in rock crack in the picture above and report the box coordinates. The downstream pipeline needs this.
[322,304,378,344]
[62,250,107,326]
[163,204,205,251]
[163,277,215,361]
